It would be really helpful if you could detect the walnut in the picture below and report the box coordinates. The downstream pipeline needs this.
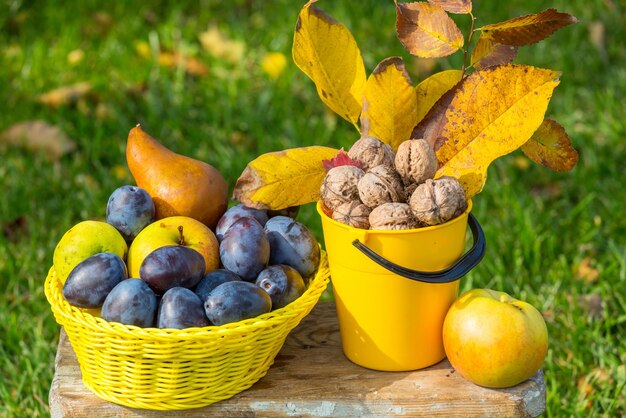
[369,203,419,230]
[348,136,395,171]
[320,165,365,211]
[357,165,406,208]
[409,176,468,226]
[332,201,371,229]
[394,138,438,186]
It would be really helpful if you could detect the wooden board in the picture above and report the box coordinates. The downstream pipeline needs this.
[49,302,545,417]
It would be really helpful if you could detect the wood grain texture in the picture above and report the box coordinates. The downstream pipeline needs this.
[50,302,545,417]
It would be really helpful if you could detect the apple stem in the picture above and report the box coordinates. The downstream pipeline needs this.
[178,225,185,246]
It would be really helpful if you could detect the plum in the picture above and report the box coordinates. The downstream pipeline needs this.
[219,217,269,280]
[194,269,242,303]
[62,253,127,308]
[215,204,269,241]
[106,185,155,242]
[256,265,305,309]
[157,287,209,329]
[140,245,205,294]
[204,281,271,326]
[264,216,320,278]
[101,279,157,327]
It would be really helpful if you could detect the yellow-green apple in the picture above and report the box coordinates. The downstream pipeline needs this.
[53,221,128,285]
[442,288,548,388]
[127,216,219,278]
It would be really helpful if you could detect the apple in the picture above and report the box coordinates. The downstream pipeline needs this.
[442,288,548,388]
[127,216,219,278]
[53,220,128,285]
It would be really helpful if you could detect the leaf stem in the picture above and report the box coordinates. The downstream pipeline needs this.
[178,225,185,246]
[461,12,476,78]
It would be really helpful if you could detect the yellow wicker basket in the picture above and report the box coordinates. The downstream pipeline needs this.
[45,250,330,411]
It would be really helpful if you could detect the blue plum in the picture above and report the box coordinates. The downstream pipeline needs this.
[62,253,127,308]
[256,265,305,309]
[140,245,206,294]
[219,217,269,280]
[204,281,271,326]
[194,269,241,303]
[215,204,268,241]
[106,185,155,242]
[264,216,320,278]
[101,279,157,327]
[157,287,209,329]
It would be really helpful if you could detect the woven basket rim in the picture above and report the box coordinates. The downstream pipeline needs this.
[45,250,330,341]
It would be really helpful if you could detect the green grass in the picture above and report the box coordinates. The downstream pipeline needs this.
[1,0,625,416]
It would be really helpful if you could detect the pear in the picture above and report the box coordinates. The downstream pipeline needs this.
[126,126,228,229]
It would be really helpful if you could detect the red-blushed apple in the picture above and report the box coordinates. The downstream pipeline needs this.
[127,216,219,278]
[442,288,548,388]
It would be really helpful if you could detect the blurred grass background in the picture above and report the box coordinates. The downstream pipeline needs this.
[1,0,625,416]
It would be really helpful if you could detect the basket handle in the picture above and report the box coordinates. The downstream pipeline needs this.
[351,213,485,284]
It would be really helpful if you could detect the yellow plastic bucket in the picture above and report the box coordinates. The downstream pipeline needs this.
[317,200,485,371]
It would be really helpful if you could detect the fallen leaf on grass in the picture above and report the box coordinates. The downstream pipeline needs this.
[67,49,85,65]
[158,52,208,77]
[199,26,245,64]
[577,367,613,409]
[588,21,606,59]
[37,82,91,108]
[2,216,28,243]
[576,257,600,283]
[579,294,604,319]
[0,120,76,160]
[567,293,605,320]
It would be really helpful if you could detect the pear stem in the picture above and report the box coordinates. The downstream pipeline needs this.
[178,225,185,246]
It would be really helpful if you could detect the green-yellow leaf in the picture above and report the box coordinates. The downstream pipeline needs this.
[396,2,464,58]
[414,69,462,126]
[480,8,577,46]
[232,146,340,210]
[361,57,418,151]
[293,4,366,129]
[522,118,578,171]
[413,64,561,197]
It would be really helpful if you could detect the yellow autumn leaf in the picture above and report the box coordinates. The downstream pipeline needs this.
[413,65,561,197]
[232,146,340,210]
[414,69,462,126]
[427,0,472,14]
[521,118,578,171]
[396,2,464,58]
[480,8,577,46]
[361,57,418,151]
[293,4,366,130]
[470,34,518,70]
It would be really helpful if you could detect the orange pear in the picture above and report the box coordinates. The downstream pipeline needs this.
[126,125,228,229]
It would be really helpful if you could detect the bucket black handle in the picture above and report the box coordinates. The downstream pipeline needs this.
[351,213,485,284]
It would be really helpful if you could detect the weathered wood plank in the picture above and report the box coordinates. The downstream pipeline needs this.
[49,301,545,417]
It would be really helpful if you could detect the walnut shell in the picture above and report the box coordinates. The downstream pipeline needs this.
[394,139,438,186]
[369,203,418,230]
[357,165,406,208]
[409,176,468,226]
[348,136,395,171]
[332,201,371,229]
[320,165,365,211]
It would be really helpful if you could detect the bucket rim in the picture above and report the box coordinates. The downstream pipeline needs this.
[316,199,473,234]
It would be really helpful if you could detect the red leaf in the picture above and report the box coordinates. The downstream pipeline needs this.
[322,148,362,171]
